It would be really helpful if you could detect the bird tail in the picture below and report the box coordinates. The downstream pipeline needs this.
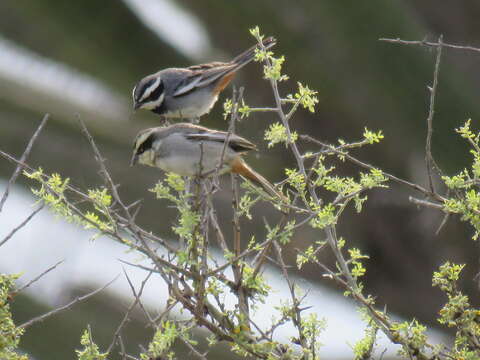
[207,37,277,95]
[230,36,277,69]
[231,158,288,204]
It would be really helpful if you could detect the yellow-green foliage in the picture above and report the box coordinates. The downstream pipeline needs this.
[442,120,480,239]
[140,321,180,360]
[265,123,298,148]
[289,82,319,113]
[433,262,480,359]
[0,274,27,360]
[151,173,200,244]
[76,328,108,360]
[24,169,114,236]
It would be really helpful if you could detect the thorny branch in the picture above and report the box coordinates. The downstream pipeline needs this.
[0,113,49,213]
[19,276,118,329]
[425,34,443,193]
[0,203,44,247]
[379,37,480,54]
[107,270,153,354]
[300,135,446,202]
[2,31,479,360]
[13,259,64,295]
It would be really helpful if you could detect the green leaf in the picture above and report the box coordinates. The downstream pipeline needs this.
[265,123,298,148]
[76,327,108,360]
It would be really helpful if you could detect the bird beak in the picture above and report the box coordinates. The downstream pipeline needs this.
[130,153,138,167]
[133,102,141,111]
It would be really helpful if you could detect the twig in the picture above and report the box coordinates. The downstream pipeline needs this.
[152,300,179,325]
[227,87,250,321]
[14,259,64,294]
[107,270,152,353]
[379,37,480,54]
[262,44,319,206]
[246,107,278,112]
[178,335,209,360]
[425,35,443,193]
[435,212,450,236]
[409,196,444,210]
[77,117,188,286]
[272,240,308,350]
[300,135,446,202]
[0,204,44,247]
[124,354,139,360]
[118,335,128,360]
[19,275,118,329]
[118,259,197,280]
[324,226,357,290]
[77,115,127,212]
[0,114,49,213]
[207,213,313,278]
[208,209,229,253]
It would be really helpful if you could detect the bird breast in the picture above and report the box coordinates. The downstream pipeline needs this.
[154,133,234,176]
[164,90,219,118]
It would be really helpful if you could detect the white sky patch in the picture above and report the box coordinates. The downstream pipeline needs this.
[0,1,210,120]
[0,182,450,359]
[0,36,127,120]
[122,0,211,61]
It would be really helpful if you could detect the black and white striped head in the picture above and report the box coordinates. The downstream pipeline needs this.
[130,128,159,167]
[132,75,165,112]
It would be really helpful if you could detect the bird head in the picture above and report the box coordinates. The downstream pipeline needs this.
[132,75,165,112]
[131,128,159,167]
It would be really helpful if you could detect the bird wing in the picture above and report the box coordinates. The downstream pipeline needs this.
[172,37,277,98]
[185,131,256,152]
[172,62,236,97]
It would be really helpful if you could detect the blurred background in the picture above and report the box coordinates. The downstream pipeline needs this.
[1,1,480,359]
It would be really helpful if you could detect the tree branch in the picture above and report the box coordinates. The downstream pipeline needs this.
[0,114,49,213]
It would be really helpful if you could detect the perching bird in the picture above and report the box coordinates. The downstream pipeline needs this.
[132,37,276,119]
[131,123,286,202]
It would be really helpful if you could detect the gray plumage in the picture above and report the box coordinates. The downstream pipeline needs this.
[131,123,255,176]
[131,123,288,204]
[132,37,277,119]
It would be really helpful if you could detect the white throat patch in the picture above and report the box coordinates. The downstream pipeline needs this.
[142,92,165,110]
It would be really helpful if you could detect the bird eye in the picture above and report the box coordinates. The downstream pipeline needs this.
[135,133,155,156]
[137,78,157,101]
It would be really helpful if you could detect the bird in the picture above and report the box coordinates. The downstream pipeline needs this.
[132,37,276,120]
[130,123,287,202]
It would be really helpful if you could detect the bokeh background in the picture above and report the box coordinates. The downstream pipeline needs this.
[1,1,480,359]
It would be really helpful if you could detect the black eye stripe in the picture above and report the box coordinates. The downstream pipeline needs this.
[135,78,156,101]
[144,80,165,103]
[136,133,155,155]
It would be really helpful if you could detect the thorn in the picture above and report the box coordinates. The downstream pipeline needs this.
[298,305,313,312]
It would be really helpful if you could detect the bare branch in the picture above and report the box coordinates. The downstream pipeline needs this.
[178,335,209,360]
[0,114,49,213]
[379,37,480,54]
[118,259,197,280]
[14,259,64,294]
[272,240,308,350]
[425,35,443,193]
[107,270,152,354]
[0,203,44,247]
[409,196,444,210]
[77,116,127,212]
[300,135,446,202]
[19,275,118,329]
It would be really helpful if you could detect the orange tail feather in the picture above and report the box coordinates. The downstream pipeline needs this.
[231,158,288,203]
